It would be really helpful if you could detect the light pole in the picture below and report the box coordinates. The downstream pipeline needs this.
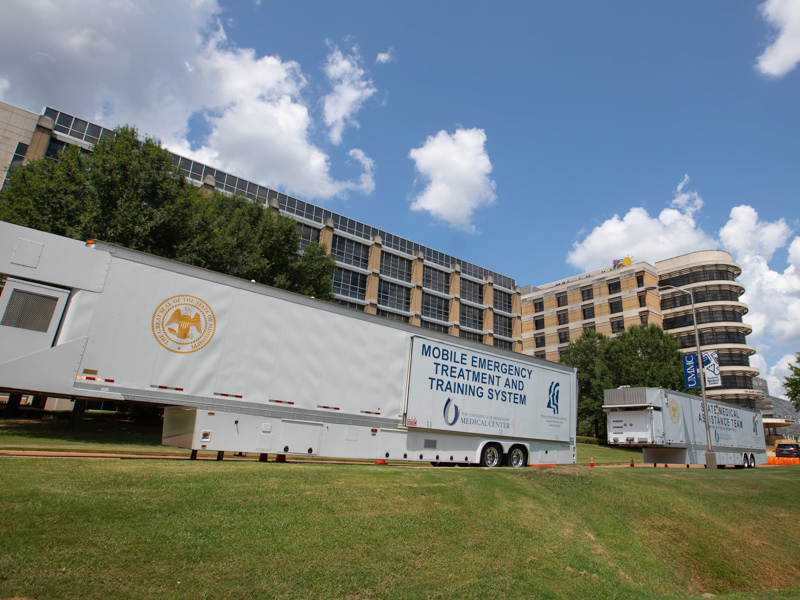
[645,284,716,468]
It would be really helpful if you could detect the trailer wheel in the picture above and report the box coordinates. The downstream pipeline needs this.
[749,453,756,468]
[479,443,502,468]
[507,446,527,468]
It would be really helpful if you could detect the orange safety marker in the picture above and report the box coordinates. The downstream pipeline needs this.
[375,459,387,465]
[630,456,634,467]
[590,455,594,467]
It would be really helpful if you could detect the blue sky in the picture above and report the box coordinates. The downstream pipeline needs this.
[1,0,799,394]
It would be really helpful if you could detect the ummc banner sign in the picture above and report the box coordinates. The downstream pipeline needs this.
[683,351,722,390]
[683,354,700,390]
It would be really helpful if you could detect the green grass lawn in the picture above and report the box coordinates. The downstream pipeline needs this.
[1,458,798,600]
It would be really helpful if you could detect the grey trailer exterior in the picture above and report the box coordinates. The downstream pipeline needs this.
[604,387,766,468]
[0,221,577,466]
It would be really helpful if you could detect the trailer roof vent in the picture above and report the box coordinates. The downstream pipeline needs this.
[1,289,58,333]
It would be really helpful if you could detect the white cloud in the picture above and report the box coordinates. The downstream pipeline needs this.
[0,0,376,201]
[376,48,395,64]
[751,353,797,399]
[322,42,377,146]
[719,207,800,354]
[756,0,800,77]
[408,128,497,233]
[566,176,717,270]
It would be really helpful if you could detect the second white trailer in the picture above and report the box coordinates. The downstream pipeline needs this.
[604,387,767,468]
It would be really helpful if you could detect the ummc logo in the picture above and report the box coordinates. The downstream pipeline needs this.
[547,382,559,415]
[443,398,460,426]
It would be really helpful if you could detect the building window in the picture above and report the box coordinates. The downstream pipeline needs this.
[582,305,595,320]
[331,235,369,269]
[297,223,321,249]
[423,266,450,294]
[380,252,412,283]
[461,279,483,304]
[609,298,623,314]
[581,287,593,301]
[460,330,483,342]
[334,299,365,311]
[377,309,410,323]
[636,273,644,288]
[663,309,743,330]
[533,300,544,313]
[535,335,545,348]
[559,347,569,360]
[638,294,646,308]
[494,338,513,350]
[557,311,569,325]
[534,351,546,359]
[558,329,570,344]
[660,288,740,310]
[583,323,595,332]
[333,268,367,300]
[661,268,736,288]
[378,280,411,312]
[494,289,513,314]
[608,280,621,294]
[556,294,568,307]
[534,317,544,330]
[422,293,449,322]
[640,312,648,325]
[610,318,624,334]
[460,304,483,331]
[494,314,513,339]
[421,320,448,333]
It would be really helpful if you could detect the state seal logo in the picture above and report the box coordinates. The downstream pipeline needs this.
[152,295,216,354]
[668,398,680,424]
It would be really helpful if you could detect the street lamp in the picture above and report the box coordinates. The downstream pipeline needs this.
[645,284,716,468]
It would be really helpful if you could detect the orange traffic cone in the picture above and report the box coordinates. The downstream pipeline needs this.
[375,459,386,465]
[630,456,634,467]
[590,455,594,467]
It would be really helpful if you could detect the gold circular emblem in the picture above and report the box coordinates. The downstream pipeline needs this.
[668,399,680,424]
[152,295,216,354]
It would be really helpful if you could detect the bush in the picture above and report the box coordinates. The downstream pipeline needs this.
[576,436,603,445]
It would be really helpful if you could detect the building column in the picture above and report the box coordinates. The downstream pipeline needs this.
[364,235,382,315]
[409,251,424,327]
[512,286,523,353]
[200,174,216,195]
[22,115,55,163]
[318,218,335,254]
[483,277,494,346]
[449,265,461,337]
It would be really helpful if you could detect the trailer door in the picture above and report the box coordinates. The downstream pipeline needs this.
[0,278,70,365]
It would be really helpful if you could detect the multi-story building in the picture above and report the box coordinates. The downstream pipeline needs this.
[520,258,661,361]
[521,252,761,408]
[0,101,522,351]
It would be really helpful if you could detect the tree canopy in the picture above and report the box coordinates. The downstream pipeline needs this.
[785,352,800,410]
[0,126,334,300]
[561,324,686,438]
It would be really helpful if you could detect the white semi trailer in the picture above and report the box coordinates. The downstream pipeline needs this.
[0,221,577,467]
[604,387,767,468]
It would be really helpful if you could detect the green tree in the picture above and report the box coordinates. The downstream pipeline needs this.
[784,352,800,410]
[601,324,685,391]
[0,125,333,299]
[561,329,611,438]
[561,324,686,439]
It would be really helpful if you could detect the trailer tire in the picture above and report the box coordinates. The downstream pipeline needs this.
[479,443,502,468]
[749,453,756,468]
[507,446,528,468]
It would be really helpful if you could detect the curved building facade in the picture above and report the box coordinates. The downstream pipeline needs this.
[655,251,760,407]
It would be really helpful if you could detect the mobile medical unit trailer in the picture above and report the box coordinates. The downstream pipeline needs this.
[0,221,577,467]
[604,387,766,468]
